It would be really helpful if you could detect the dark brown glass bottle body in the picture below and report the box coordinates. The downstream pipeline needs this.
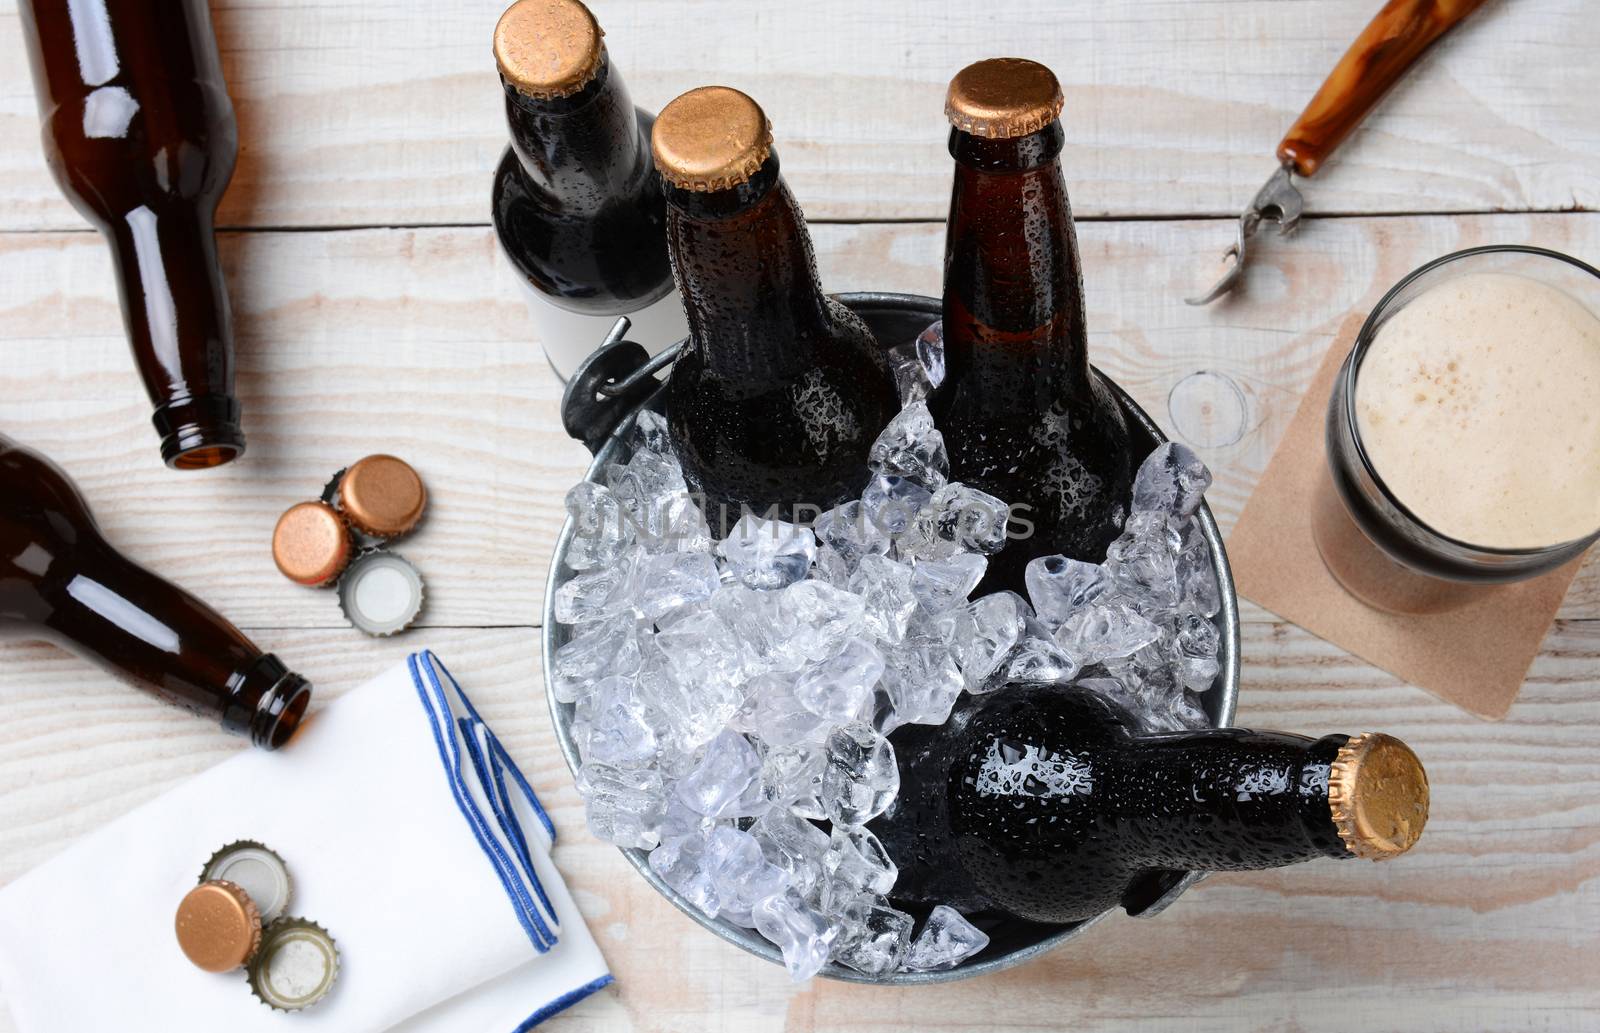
[0,435,310,749]
[932,122,1134,592]
[492,54,673,315]
[873,684,1352,924]
[664,155,899,527]
[18,0,245,470]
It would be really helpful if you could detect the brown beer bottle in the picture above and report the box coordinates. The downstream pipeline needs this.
[653,86,898,527]
[932,59,1134,592]
[0,434,311,749]
[18,0,244,470]
[491,0,685,378]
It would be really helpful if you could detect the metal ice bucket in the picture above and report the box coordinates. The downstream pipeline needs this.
[542,292,1241,983]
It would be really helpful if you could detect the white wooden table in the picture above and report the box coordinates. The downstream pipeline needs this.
[3,2,1598,1030]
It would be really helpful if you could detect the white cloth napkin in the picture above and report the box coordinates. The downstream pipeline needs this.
[0,651,611,1033]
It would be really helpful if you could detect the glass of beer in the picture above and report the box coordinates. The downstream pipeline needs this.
[1314,245,1600,614]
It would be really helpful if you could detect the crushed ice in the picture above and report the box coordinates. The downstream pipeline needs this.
[555,322,1222,980]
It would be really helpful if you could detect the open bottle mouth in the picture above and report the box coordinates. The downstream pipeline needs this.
[153,394,247,470]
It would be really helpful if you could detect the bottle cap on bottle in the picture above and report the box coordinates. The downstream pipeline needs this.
[200,842,294,926]
[494,0,604,100]
[337,454,427,538]
[1328,733,1430,860]
[337,551,425,637]
[945,57,1065,139]
[175,880,262,973]
[247,917,339,1011]
[652,86,773,191]
[272,501,353,587]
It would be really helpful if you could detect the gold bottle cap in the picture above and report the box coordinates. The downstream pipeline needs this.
[272,501,352,587]
[1328,733,1430,860]
[651,86,773,192]
[200,841,294,926]
[248,917,339,1012]
[945,57,1065,139]
[175,880,262,973]
[338,454,428,538]
[493,0,604,100]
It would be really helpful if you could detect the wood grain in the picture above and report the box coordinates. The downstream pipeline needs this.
[0,0,1596,229]
[0,622,1594,1033]
[2,214,1594,629]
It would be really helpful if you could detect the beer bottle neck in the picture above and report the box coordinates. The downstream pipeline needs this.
[0,437,309,748]
[942,122,1090,403]
[1105,730,1352,870]
[665,155,836,379]
[503,53,650,211]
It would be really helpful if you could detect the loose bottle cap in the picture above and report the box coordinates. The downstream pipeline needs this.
[1328,733,1430,860]
[652,86,773,192]
[248,918,339,1011]
[338,551,425,637]
[338,454,427,538]
[945,58,1065,139]
[494,0,604,100]
[175,880,262,973]
[272,501,352,587]
[201,842,293,925]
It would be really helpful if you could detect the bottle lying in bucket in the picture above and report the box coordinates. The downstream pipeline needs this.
[0,434,312,749]
[873,682,1428,924]
[932,58,1136,592]
[652,86,899,529]
[491,0,687,379]
[18,0,246,469]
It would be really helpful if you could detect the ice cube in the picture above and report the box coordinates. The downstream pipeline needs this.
[1132,441,1212,519]
[819,825,897,910]
[948,591,1030,693]
[995,617,1081,688]
[585,676,660,768]
[629,408,673,456]
[551,615,640,704]
[751,809,831,898]
[781,581,869,663]
[676,731,766,818]
[564,482,635,570]
[901,905,989,971]
[916,321,946,392]
[862,474,934,537]
[1024,555,1113,629]
[1171,611,1221,692]
[553,555,637,625]
[830,896,914,976]
[732,674,832,746]
[758,742,828,819]
[887,320,946,405]
[814,501,892,574]
[820,723,899,826]
[931,482,1010,556]
[793,637,884,723]
[868,402,948,490]
[753,888,839,982]
[631,551,720,622]
[1176,523,1222,618]
[850,554,919,644]
[575,763,665,851]
[648,832,724,917]
[1054,602,1161,665]
[910,553,987,615]
[718,515,818,591]
[878,621,964,731]
[641,617,748,750]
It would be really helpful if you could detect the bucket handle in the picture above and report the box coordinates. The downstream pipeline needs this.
[560,318,684,455]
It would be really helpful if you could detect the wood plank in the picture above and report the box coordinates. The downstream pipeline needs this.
[0,0,1596,229]
[2,213,1596,629]
[0,620,1595,1032]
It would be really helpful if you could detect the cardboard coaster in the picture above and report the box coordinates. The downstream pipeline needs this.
[1227,317,1586,720]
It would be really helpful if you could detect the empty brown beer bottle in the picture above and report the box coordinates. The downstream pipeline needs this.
[491,0,686,378]
[874,683,1429,924]
[0,434,311,749]
[931,59,1135,592]
[653,86,898,527]
[19,0,246,470]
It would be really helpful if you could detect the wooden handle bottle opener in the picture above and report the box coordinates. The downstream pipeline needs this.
[1187,0,1492,305]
